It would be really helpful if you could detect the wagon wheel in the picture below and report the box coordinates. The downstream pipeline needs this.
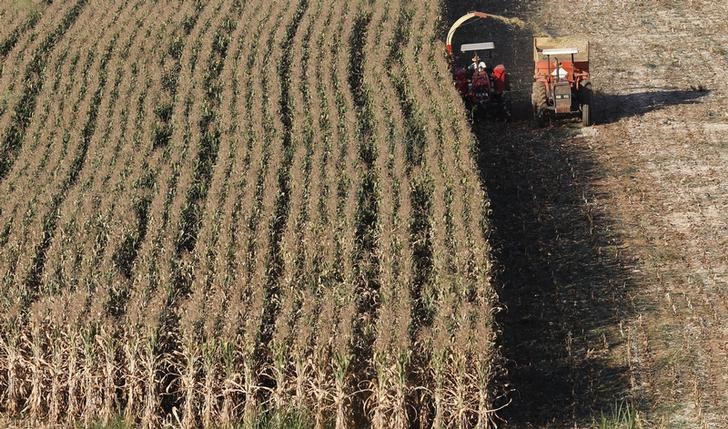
[580,81,593,126]
[532,81,548,128]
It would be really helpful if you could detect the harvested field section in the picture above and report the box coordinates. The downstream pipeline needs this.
[447,0,727,427]
[0,0,498,427]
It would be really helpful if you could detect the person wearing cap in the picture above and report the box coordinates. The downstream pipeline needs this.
[468,53,481,73]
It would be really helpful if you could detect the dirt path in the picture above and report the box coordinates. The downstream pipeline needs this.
[447,0,727,427]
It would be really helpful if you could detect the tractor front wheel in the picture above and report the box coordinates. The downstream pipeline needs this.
[580,82,593,126]
[532,81,548,127]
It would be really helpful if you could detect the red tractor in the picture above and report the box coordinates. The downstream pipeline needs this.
[447,12,511,120]
[532,37,593,127]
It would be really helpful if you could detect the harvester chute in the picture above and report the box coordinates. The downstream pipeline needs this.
[446,11,488,55]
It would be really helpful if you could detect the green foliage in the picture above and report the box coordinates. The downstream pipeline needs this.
[596,401,639,429]
[250,409,313,429]
[81,416,132,429]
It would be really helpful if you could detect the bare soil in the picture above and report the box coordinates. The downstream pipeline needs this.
[447,0,727,427]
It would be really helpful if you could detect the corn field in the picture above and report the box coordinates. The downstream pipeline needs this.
[0,0,496,427]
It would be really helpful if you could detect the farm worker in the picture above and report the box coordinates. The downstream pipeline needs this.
[468,53,481,73]
[491,64,508,94]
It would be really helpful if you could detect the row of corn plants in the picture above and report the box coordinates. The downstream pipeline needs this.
[348,4,380,389]
[132,4,218,422]
[415,0,498,426]
[207,9,258,422]
[65,9,162,417]
[175,2,248,427]
[76,6,189,426]
[295,2,344,425]
[0,2,100,227]
[268,0,320,422]
[362,0,416,426]
[0,57,87,357]
[256,1,310,413]
[113,0,211,324]
[327,0,365,425]
[41,0,153,314]
[20,20,117,311]
[0,38,75,256]
[179,2,258,424]
[107,2,203,295]
[215,2,278,425]
[0,0,501,427]
[215,0,280,422]
[138,2,234,426]
[52,3,208,423]
[0,3,45,62]
[240,0,308,419]
[0,2,105,320]
[23,5,155,424]
[234,1,291,424]
[0,2,153,425]
[0,1,97,282]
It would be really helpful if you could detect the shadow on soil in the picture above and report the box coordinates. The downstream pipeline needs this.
[475,120,638,428]
[595,89,709,124]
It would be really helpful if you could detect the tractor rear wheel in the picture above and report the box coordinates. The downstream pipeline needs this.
[532,81,547,127]
[580,82,592,126]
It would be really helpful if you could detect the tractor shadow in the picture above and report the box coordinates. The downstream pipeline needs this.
[594,88,710,124]
[474,120,639,428]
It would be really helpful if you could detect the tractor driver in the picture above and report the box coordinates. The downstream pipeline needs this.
[468,53,481,73]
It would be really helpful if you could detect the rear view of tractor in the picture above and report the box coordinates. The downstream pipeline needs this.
[447,12,512,121]
[532,37,592,127]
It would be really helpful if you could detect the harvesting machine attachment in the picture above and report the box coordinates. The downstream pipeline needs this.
[447,12,511,121]
[532,36,593,127]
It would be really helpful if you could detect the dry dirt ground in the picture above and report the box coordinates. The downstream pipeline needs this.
[448,0,727,427]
